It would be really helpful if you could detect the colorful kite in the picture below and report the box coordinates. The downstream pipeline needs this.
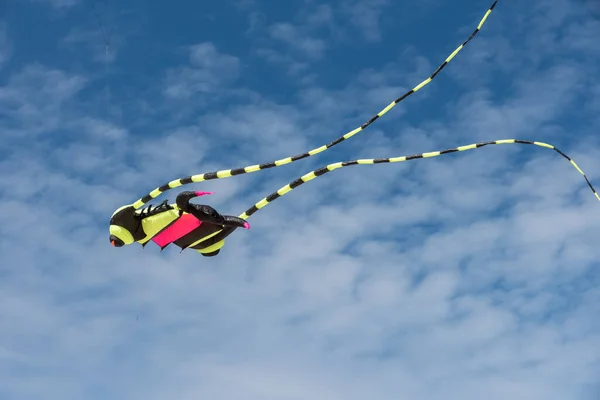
[108,0,598,257]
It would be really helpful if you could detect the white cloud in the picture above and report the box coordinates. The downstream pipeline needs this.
[0,64,87,138]
[254,47,310,76]
[164,42,241,99]
[340,0,390,41]
[269,22,327,58]
[251,3,336,75]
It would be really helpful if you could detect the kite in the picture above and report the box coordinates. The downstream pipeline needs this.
[109,190,249,256]
[109,138,599,256]
[107,0,598,257]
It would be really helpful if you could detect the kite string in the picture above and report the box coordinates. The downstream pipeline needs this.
[236,139,600,220]
[132,0,500,210]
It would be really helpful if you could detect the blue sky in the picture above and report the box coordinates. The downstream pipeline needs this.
[1,0,600,399]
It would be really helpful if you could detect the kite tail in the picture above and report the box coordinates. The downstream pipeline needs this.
[131,0,500,210]
[236,139,600,220]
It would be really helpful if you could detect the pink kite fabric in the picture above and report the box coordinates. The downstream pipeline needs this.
[152,214,202,248]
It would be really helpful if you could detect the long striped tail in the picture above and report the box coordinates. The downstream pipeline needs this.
[131,0,500,210]
[237,139,599,220]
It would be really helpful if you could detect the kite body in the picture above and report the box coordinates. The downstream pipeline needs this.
[109,191,249,257]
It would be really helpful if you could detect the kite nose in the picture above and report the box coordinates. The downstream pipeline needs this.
[110,235,125,247]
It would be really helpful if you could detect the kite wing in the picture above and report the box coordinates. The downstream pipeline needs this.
[151,213,202,249]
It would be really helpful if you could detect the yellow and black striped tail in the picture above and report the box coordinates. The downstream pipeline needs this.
[131,0,500,210]
[237,139,599,220]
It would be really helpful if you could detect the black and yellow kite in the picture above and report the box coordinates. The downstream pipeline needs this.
[108,0,599,257]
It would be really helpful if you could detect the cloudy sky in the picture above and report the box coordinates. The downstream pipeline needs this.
[1,0,600,399]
